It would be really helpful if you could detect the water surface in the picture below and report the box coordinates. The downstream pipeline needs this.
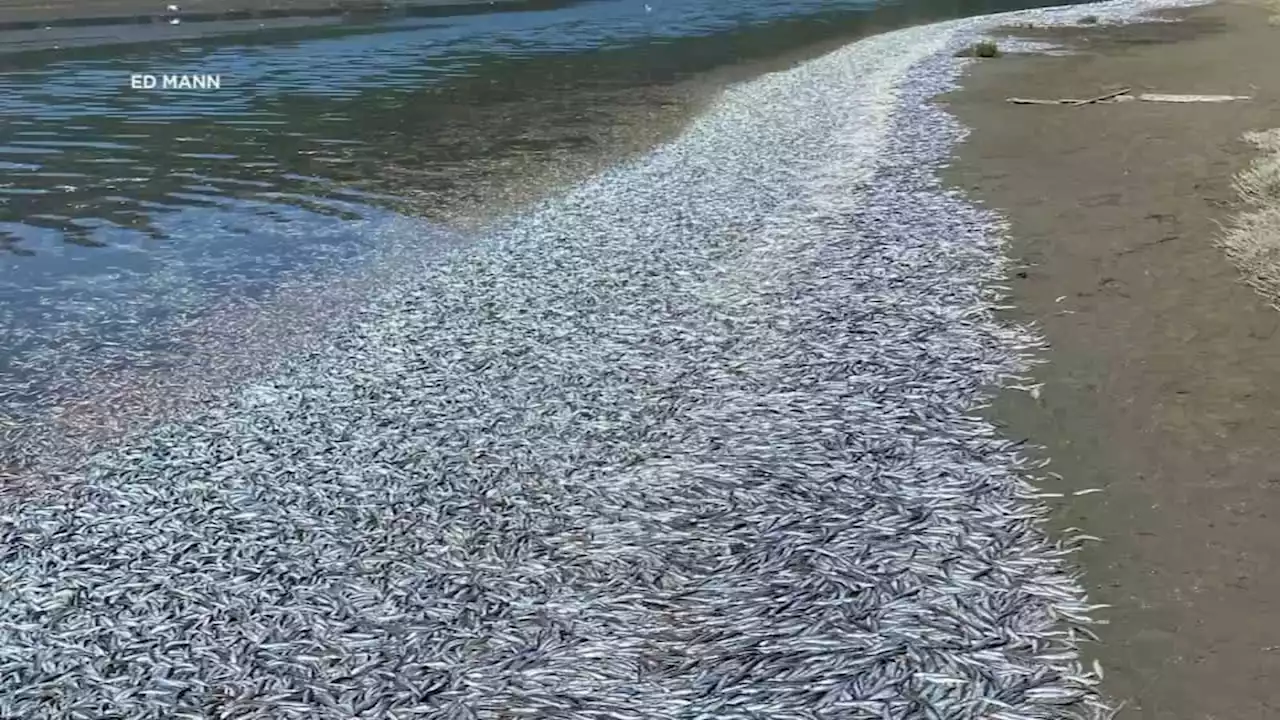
[0,0,1083,467]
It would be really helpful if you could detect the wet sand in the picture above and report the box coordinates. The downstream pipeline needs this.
[945,2,1280,716]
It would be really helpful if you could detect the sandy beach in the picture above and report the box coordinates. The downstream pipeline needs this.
[946,1,1280,716]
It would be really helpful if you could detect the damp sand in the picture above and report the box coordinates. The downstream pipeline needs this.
[948,1,1280,715]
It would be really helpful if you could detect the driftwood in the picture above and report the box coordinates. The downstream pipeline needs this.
[1007,97,1077,105]
[1007,90,1252,105]
[1136,93,1251,103]
[1069,87,1132,106]
[1006,91,1128,105]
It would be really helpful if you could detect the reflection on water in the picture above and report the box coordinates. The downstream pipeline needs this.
[0,0,1074,252]
[0,0,882,254]
[0,0,1083,469]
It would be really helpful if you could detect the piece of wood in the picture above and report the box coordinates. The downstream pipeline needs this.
[1007,91,1250,106]
[1136,93,1251,102]
[1068,87,1132,106]
[1007,97,1075,104]
[1007,95,1132,105]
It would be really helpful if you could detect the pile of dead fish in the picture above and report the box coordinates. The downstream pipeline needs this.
[0,1,1201,717]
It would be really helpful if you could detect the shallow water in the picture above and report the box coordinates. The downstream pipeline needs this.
[0,0,1082,461]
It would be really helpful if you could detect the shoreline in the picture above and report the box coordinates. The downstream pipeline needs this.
[0,8,1134,717]
[0,0,1240,716]
[0,10,905,493]
[946,0,1280,715]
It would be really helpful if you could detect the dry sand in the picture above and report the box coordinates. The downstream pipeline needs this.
[945,2,1280,716]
